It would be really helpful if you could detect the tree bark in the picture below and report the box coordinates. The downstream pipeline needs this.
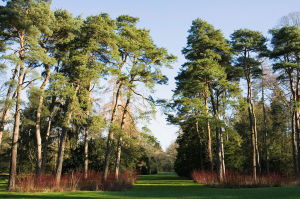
[244,52,259,182]
[41,97,56,173]
[8,32,25,190]
[288,69,300,174]
[195,120,204,170]
[115,96,130,179]
[253,104,260,174]
[261,77,269,174]
[115,137,122,180]
[103,83,122,182]
[35,68,51,176]
[209,86,225,182]
[83,82,92,179]
[292,111,299,174]
[0,64,18,148]
[84,128,89,179]
[204,94,213,172]
[247,78,257,183]
[55,126,67,185]
[296,110,300,170]
[55,85,79,185]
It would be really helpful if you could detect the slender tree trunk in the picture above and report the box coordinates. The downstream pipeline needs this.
[288,70,300,174]
[291,68,300,174]
[244,61,259,182]
[261,81,269,174]
[84,128,88,179]
[83,82,92,179]
[55,126,67,185]
[252,104,260,174]
[204,94,213,172]
[41,97,56,173]
[55,85,79,185]
[216,126,225,182]
[35,68,51,176]
[0,103,14,149]
[296,110,300,170]
[0,64,18,148]
[220,127,225,177]
[115,96,130,179]
[248,87,256,182]
[195,120,203,170]
[292,111,299,174]
[209,86,225,182]
[103,83,122,182]
[296,69,300,170]
[115,137,122,180]
[8,33,25,190]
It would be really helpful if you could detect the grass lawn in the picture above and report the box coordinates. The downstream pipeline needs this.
[1,172,300,199]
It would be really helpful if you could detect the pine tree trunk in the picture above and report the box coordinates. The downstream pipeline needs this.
[115,137,122,180]
[296,110,300,170]
[8,34,25,190]
[41,96,56,172]
[220,127,225,177]
[195,120,203,170]
[204,94,213,172]
[247,77,257,182]
[292,111,299,174]
[55,85,79,185]
[83,82,92,179]
[262,84,269,174]
[252,104,260,174]
[103,83,122,182]
[288,70,300,175]
[296,70,300,171]
[115,96,130,179]
[209,87,225,182]
[84,128,88,179]
[0,64,18,148]
[216,126,225,182]
[35,68,51,176]
[55,127,67,185]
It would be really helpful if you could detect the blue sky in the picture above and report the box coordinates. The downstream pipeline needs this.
[51,0,300,150]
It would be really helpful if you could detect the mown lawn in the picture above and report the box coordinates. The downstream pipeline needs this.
[1,172,300,198]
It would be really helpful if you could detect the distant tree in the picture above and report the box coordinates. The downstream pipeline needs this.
[279,12,300,27]
[166,142,178,170]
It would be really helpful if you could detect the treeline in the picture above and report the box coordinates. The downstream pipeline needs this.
[169,14,300,182]
[0,0,176,190]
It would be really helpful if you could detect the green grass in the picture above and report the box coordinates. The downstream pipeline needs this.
[1,173,300,198]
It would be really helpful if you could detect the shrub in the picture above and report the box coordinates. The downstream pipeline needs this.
[15,170,137,192]
[103,171,137,191]
[191,170,295,188]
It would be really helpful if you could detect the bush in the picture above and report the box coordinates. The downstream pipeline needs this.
[103,171,137,191]
[15,170,137,192]
[191,170,295,188]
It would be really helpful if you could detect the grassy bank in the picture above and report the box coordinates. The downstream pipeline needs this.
[1,173,300,198]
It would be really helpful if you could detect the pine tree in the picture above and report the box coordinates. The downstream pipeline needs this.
[269,25,300,175]
[172,19,239,181]
[103,15,175,181]
[0,0,56,190]
[231,29,267,181]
